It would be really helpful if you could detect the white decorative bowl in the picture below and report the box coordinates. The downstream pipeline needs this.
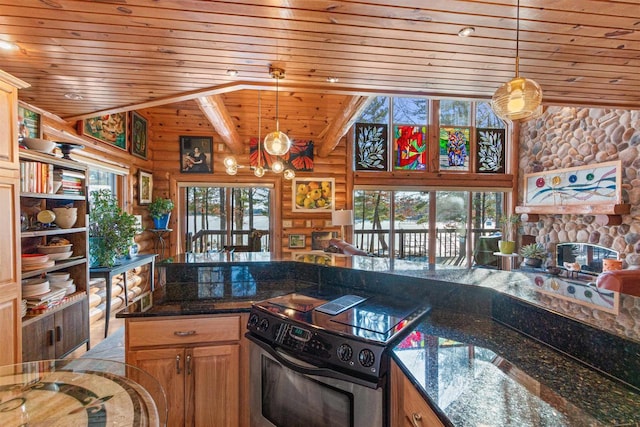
[37,244,73,254]
[47,272,71,282]
[22,138,57,154]
[52,207,78,229]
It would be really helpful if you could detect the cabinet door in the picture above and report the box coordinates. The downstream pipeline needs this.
[391,361,444,427]
[187,344,240,427]
[22,315,56,361]
[128,347,185,427]
[0,298,20,365]
[55,299,89,357]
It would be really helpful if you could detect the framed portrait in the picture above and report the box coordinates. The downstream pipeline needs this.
[292,178,334,212]
[180,136,213,173]
[78,112,127,150]
[288,234,306,249]
[138,169,153,205]
[131,111,148,159]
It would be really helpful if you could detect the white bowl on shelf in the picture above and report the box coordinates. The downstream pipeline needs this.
[50,278,73,289]
[37,244,73,254]
[21,138,57,154]
[47,251,73,261]
[52,207,78,229]
[47,272,71,282]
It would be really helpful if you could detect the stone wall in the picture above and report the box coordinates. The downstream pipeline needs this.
[519,106,640,266]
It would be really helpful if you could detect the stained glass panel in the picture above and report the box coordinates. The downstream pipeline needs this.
[394,125,427,170]
[355,123,388,171]
[475,129,506,173]
[439,127,470,171]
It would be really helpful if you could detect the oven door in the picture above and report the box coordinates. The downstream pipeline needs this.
[248,335,384,427]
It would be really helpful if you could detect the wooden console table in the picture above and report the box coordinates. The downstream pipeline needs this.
[90,254,157,337]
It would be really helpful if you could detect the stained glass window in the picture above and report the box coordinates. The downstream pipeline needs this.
[355,123,388,170]
[439,127,470,171]
[475,129,506,173]
[394,125,427,170]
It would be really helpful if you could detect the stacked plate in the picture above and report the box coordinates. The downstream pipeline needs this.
[22,277,50,297]
[37,243,74,261]
[22,254,55,271]
[47,272,76,296]
[20,299,27,318]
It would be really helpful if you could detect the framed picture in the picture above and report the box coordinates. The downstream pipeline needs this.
[131,112,148,159]
[18,105,41,139]
[293,178,334,212]
[78,112,127,150]
[291,252,335,266]
[288,234,306,249]
[180,136,213,173]
[138,170,153,205]
[311,231,337,250]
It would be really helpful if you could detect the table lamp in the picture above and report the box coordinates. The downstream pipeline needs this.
[332,209,354,241]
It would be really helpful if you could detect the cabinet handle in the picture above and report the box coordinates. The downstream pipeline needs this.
[186,354,192,375]
[176,355,181,374]
[56,326,62,342]
[410,413,423,427]
[174,330,196,337]
[48,330,55,346]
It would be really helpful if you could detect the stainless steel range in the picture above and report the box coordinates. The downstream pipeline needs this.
[246,287,431,427]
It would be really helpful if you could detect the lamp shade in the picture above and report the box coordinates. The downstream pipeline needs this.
[332,210,354,226]
[491,76,542,121]
[263,130,291,156]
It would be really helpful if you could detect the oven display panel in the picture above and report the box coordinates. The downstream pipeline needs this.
[289,326,311,342]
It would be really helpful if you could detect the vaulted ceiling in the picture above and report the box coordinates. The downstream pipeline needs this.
[2,0,640,124]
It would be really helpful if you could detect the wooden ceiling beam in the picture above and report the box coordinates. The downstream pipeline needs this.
[317,96,373,158]
[196,95,244,156]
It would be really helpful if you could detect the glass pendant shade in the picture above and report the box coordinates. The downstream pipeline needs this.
[223,156,237,169]
[271,160,284,173]
[263,130,291,156]
[491,76,542,121]
[254,166,265,177]
[225,165,238,175]
[283,169,295,180]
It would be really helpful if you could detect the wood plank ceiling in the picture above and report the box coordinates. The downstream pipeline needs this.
[1,0,639,131]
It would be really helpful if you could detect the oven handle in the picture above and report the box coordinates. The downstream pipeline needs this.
[246,333,379,388]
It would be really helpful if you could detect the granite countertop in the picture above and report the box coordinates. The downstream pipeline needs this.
[393,309,640,427]
[118,254,640,426]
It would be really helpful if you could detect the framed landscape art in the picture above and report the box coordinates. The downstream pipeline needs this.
[79,112,127,150]
[138,170,153,205]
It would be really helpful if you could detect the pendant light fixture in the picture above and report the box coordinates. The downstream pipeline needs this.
[263,67,292,156]
[254,91,265,177]
[491,0,542,121]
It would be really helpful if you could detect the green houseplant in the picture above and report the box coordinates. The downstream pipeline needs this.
[89,189,138,267]
[498,214,520,254]
[520,243,547,267]
[148,197,174,229]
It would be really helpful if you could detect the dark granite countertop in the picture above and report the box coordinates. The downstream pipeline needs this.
[117,253,640,426]
[393,309,640,427]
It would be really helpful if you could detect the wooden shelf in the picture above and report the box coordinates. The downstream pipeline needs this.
[515,203,630,216]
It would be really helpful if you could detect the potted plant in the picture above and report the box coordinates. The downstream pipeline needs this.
[89,189,138,267]
[148,197,174,229]
[498,214,520,254]
[520,243,547,268]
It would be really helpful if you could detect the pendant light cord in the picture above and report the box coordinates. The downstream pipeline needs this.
[515,0,520,77]
[275,75,280,132]
[258,90,262,168]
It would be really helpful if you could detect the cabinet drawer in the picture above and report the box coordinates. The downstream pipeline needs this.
[128,316,241,347]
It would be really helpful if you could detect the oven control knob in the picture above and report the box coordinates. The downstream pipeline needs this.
[358,349,375,368]
[336,344,353,362]
[258,318,270,332]
[248,314,259,328]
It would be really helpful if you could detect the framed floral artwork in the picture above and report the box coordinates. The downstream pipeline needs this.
[292,178,334,212]
[131,111,148,159]
[78,112,127,150]
[138,169,153,205]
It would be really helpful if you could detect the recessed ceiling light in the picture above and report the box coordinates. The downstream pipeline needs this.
[458,27,475,37]
[0,40,19,51]
[226,69,239,77]
[326,76,339,83]
[64,92,84,100]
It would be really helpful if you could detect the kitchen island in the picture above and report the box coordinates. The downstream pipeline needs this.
[118,252,640,426]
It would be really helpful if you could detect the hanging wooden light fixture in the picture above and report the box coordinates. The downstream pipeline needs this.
[491,0,542,121]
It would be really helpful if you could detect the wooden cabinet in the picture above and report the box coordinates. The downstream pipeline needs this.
[19,149,90,361]
[391,360,445,427]
[126,314,248,427]
[0,69,29,365]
